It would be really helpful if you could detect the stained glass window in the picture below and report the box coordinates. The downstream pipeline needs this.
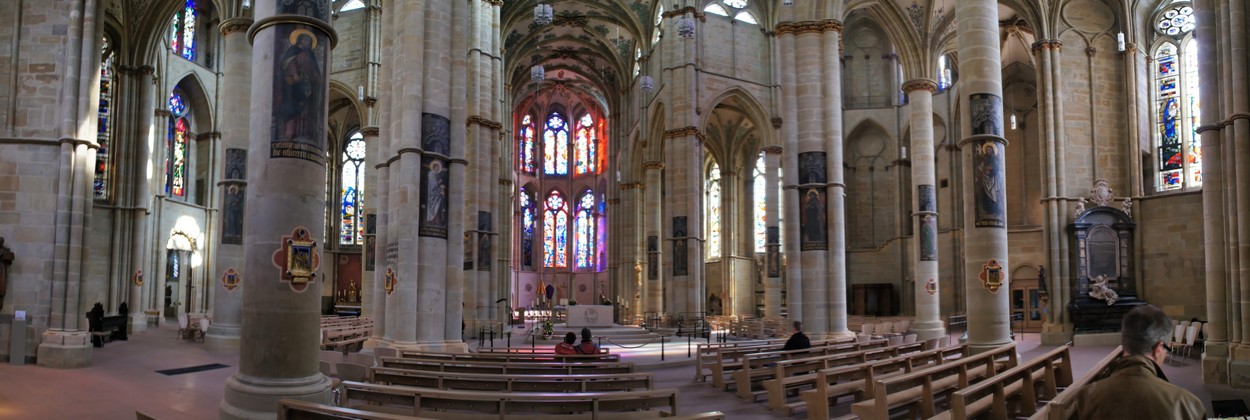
[169,0,198,60]
[753,154,766,252]
[167,92,189,198]
[341,132,366,245]
[1152,4,1200,191]
[521,188,535,268]
[575,114,596,175]
[706,163,721,259]
[94,36,114,200]
[519,115,535,173]
[596,192,607,272]
[543,113,569,175]
[544,190,568,267]
[574,191,596,268]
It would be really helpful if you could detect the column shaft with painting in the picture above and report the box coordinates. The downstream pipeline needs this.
[205,12,253,352]
[903,79,945,341]
[957,0,1012,352]
[763,146,783,318]
[220,0,335,416]
[643,162,664,315]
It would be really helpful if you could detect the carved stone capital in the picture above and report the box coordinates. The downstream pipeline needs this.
[642,161,665,170]
[360,127,380,137]
[771,116,783,129]
[902,79,938,94]
[220,18,254,36]
[761,146,784,155]
[467,115,502,130]
[776,19,843,36]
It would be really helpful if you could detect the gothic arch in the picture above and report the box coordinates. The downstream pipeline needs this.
[844,120,897,250]
[169,73,214,130]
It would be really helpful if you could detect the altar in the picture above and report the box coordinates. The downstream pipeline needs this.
[566,305,613,327]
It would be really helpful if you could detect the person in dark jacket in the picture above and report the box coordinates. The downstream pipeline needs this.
[782,320,811,351]
[555,332,578,355]
[1075,304,1205,420]
[576,327,598,354]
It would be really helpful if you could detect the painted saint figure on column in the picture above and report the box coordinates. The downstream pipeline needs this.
[270,26,327,163]
[974,141,1006,227]
[420,157,449,237]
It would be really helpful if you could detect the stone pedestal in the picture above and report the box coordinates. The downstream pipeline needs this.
[1204,342,1229,384]
[35,331,92,368]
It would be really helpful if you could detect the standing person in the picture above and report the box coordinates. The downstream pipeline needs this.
[576,327,598,354]
[555,332,578,355]
[782,321,811,351]
[1076,304,1205,419]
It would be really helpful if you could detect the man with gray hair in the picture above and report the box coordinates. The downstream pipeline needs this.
[1076,304,1205,419]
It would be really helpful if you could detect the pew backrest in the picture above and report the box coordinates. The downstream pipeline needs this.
[341,381,680,417]
[1031,345,1122,420]
[371,367,654,392]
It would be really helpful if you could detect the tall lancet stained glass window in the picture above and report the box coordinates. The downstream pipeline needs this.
[167,92,189,198]
[753,154,767,252]
[169,0,198,60]
[1153,4,1201,191]
[706,163,722,259]
[519,115,535,174]
[520,188,536,268]
[575,114,596,175]
[543,113,569,175]
[341,132,366,245]
[544,190,568,267]
[95,36,115,200]
[574,191,596,268]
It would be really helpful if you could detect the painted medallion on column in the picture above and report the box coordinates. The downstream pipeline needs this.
[384,267,396,296]
[270,226,319,292]
[419,157,450,238]
[970,93,1003,137]
[222,185,245,245]
[364,214,376,271]
[647,236,658,280]
[270,25,329,164]
[222,268,241,291]
[925,278,938,295]
[478,212,492,272]
[798,152,828,251]
[277,0,329,20]
[979,259,1005,293]
[133,270,144,286]
[973,141,1006,228]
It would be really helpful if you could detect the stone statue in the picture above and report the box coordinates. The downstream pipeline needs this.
[1121,197,1133,217]
[0,237,12,311]
[1075,197,1087,215]
[1089,275,1119,306]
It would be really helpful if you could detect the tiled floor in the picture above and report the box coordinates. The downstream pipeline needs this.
[0,324,1243,419]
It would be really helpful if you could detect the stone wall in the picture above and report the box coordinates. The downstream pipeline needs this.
[1137,191,1204,320]
[0,144,63,359]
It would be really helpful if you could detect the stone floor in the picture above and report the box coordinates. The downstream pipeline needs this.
[0,323,1243,419]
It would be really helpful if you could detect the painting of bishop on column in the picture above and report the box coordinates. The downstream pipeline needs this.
[270,25,328,164]
[974,141,1006,228]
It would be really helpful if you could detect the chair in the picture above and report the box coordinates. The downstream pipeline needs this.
[176,313,194,341]
[1168,324,1187,365]
[336,362,370,383]
[194,318,210,342]
[1182,324,1201,359]
[373,347,398,359]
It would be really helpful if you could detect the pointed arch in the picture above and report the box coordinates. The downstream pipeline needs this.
[543,189,569,268]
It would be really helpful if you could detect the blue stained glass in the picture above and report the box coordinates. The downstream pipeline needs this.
[1161,98,1180,145]
[574,191,594,268]
[169,92,187,117]
[521,189,535,267]
[544,191,567,267]
[544,113,568,175]
[182,0,197,60]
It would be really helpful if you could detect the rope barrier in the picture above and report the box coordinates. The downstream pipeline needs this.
[601,335,666,349]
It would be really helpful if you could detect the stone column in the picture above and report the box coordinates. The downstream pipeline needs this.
[643,162,664,314]
[1032,39,1075,345]
[463,0,503,337]
[778,23,803,323]
[821,23,850,337]
[762,146,783,318]
[126,66,156,334]
[957,0,1012,352]
[219,0,335,416]
[38,0,98,368]
[205,16,252,352]
[1194,0,1229,384]
[903,79,945,341]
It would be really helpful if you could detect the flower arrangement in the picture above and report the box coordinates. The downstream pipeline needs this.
[541,319,554,338]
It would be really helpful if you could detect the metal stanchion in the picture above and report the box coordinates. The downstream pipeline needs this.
[687,331,692,358]
[660,334,665,361]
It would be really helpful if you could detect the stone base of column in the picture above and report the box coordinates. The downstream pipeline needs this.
[220,372,332,420]
[388,340,470,353]
[129,313,148,334]
[911,320,946,341]
[967,338,1014,354]
[205,324,242,352]
[1226,345,1250,389]
[1040,322,1073,346]
[1203,341,1229,385]
[35,331,92,368]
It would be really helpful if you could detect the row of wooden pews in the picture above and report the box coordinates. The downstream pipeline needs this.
[332,348,724,419]
[321,317,375,352]
[798,344,969,419]
[935,345,1074,419]
[850,342,1019,420]
[1029,346,1122,420]
[731,339,905,400]
[701,336,858,390]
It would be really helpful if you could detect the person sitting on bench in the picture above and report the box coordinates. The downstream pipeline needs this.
[576,327,598,354]
[782,320,811,351]
[555,332,578,355]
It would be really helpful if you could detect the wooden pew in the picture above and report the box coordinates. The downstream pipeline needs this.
[372,367,653,392]
[1029,346,1122,420]
[694,339,786,382]
[796,344,967,419]
[379,357,634,375]
[322,324,374,352]
[708,337,857,390]
[477,346,610,355]
[278,399,428,420]
[341,381,687,419]
[755,341,926,405]
[850,342,1018,420]
[937,345,1074,419]
[728,339,889,395]
[402,350,619,363]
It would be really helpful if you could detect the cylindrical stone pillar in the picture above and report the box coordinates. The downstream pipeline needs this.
[763,146,783,318]
[644,162,664,315]
[205,16,253,352]
[821,24,850,337]
[795,27,827,335]
[904,79,945,341]
[220,0,335,416]
[127,66,156,334]
[1195,0,1229,384]
[957,0,1012,352]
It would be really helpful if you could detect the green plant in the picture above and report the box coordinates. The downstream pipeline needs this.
[541,319,554,336]
[568,299,578,306]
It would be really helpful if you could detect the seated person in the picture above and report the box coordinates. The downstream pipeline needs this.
[576,327,598,354]
[782,320,811,351]
[555,332,578,355]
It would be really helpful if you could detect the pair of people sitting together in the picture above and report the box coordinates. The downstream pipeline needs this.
[555,327,599,354]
